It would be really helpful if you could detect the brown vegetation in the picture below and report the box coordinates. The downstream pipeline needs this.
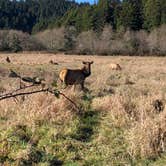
[0,25,165,56]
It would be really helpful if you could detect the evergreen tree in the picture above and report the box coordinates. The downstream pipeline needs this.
[143,0,166,30]
[0,0,78,33]
[64,26,77,51]
[117,0,143,30]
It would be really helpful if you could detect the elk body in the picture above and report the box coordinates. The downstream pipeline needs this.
[110,63,122,70]
[59,61,93,89]
[6,56,11,63]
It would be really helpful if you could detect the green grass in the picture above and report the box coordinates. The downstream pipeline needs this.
[0,93,138,165]
[1,107,166,165]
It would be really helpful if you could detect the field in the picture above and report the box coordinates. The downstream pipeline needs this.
[1,53,166,165]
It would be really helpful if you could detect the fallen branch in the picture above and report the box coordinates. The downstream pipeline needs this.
[0,85,80,112]
[0,88,49,101]
[0,84,38,98]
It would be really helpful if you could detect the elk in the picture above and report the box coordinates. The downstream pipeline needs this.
[6,56,11,63]
[49,60,59,65]
[109,63,122,70]
[59,61,93,90]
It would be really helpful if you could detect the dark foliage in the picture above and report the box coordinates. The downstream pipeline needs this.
[0,0,78,33]
[0,0,165,33]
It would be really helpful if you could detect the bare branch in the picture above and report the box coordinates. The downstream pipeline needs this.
[0,85,80,112]
[0,88,49,101]
[0,84,38,98]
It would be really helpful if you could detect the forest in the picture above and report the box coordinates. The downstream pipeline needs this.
[0,0,165,33]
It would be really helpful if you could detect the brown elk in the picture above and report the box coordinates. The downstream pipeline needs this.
[6,56,11,63]
[59,61,93,90]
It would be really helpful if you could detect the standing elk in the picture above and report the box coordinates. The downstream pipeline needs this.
[59,61,93,90]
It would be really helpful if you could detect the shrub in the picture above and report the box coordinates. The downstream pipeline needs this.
[34,27,65,52]
[0,30,44,52]
[75,30,97,54]
[148,25,166,55]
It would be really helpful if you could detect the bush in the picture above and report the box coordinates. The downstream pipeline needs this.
[148,25,166,55]
[74,25,166,56]
[0,30,44,52]
[34,27,65,52]
[75,30,97,54]
[1,25,165,55]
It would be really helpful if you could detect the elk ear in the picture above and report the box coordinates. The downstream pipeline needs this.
[90,61,94,64]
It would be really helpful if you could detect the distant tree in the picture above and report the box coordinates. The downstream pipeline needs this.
[0,0,78,33]
[64,26,77,51]
[143,0,166,30]
[117,0,143,30]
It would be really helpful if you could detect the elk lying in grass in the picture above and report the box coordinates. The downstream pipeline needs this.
[6,56,11,63]
[59,61,93,90]
[110,63,122,70]
[49,60,59,65]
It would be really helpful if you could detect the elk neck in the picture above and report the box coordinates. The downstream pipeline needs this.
[81,65,91,77]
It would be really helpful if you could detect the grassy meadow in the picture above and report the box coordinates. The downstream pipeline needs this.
[1,53,166,165]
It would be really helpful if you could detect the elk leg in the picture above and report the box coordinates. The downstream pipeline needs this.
[81,82,84,90]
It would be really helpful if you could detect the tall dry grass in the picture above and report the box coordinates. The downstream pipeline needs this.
[0,88,82,129]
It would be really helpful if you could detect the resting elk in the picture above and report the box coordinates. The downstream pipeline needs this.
[110,63,122,70]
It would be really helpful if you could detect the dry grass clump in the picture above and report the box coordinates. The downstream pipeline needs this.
[89,64,115,96]
[92,89,166,159]
[0,88,82,129]
[92,95,129,127]
[127,111,166,159]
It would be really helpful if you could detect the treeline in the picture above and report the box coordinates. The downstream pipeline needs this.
[57,0,166,32]
[0,0,78,33]
[0,0,165,33]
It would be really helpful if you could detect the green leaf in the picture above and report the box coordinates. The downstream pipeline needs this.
[54,90,60,98]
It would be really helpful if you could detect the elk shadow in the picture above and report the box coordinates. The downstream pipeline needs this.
[74,111,99,142]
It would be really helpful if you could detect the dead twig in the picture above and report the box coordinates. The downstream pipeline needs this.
[0,85,81,112]
[0,88,49,101]
[0,84,38,98]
